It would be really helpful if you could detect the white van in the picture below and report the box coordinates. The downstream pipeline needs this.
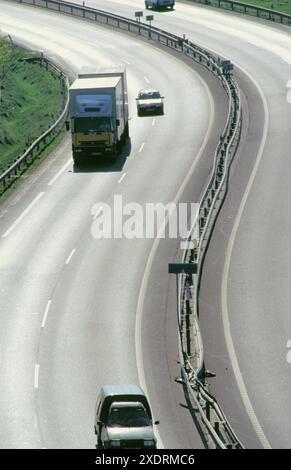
[145,0,175,10]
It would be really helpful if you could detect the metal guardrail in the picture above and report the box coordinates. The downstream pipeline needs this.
[0,52,69,194]
[10,0,244,449]
[183,0,291,25]
[178,66,243,448]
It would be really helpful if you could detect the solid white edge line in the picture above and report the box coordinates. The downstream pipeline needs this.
[65,248,76,265]
[34,364,40,389]
[122,58,130,65]
[48,158,72,186]
[41,300,52,328]
[138,142,145,153]
[135,67,215,450]
[118,172,126,184]
[190,37,273,447]
[2,192,45,238]
[221,65,272,449]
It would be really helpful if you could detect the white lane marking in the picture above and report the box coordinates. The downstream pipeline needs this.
[152,118,156,126]
[122,58,130,65]
[41,300,52,328]
[144,76,150,84]
[48,158,72,186]
[118,172,126,184]
[221,70,272,449]
[65,248,76,265]
[34,364,40,389]
[138,142,145,153]
[198,39,273,447]
[93,207,103,221]
[2,192,44,239]
[135,66,215,451]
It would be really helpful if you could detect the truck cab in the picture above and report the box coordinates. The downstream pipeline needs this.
[95,385,159,449]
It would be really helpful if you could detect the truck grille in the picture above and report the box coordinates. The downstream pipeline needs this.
[80,141,107,147]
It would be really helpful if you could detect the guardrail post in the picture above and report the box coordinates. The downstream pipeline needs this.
[205,401,210,421]
[214,421,220,438]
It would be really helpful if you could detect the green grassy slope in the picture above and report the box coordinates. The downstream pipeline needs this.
[241,0,291,15]
[0,38,62,174]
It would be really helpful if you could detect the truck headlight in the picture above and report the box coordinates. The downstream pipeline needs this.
[110,440,121,447]
[144,439,155,447]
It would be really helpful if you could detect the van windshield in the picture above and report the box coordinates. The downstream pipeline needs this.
[107,407,150,428]
[75,117,112,132]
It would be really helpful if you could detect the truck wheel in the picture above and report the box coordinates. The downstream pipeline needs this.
[145,2,149,9]
[73,156,81,165]
[117,141,122,155]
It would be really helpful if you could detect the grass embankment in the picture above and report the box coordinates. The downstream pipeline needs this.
[240,0,291,15]
[0,38,63,174]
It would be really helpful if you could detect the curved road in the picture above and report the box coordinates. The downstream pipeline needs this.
[1,0,291,449]
[0,1,227,448]
[91,0,291,449]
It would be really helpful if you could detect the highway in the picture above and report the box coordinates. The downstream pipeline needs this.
[0,1,228,448]
[0,0,291,449]
[91,0,291,449]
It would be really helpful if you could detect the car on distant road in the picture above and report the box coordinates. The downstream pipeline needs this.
[145,0,175,9]
[136,89,164,116]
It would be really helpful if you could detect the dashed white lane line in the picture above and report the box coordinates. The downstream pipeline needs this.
[118,172,126,184]
[152,118,156,126]
[122,58,130,65]
[48,158,72,186]
[41,300,52,328]
[138,142,145,153]
[65,248,76,265]
[2,192,45,239]
[144,76,150,84]
[93,207,103,221]
[34,364,40,389]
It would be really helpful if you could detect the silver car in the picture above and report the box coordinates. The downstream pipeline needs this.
[136,89,164,116]
[95,385,159,449]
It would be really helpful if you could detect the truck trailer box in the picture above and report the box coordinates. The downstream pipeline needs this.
[67,66,129,164]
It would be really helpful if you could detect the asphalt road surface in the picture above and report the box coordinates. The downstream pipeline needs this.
[1,0,291,449]
[0,1,228,448]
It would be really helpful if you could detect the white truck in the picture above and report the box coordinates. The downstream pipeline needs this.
[66,66,129,164]
[145,0,175,9]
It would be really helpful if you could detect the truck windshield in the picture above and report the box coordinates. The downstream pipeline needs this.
[107,407,150,428]
[75,117,112,132]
